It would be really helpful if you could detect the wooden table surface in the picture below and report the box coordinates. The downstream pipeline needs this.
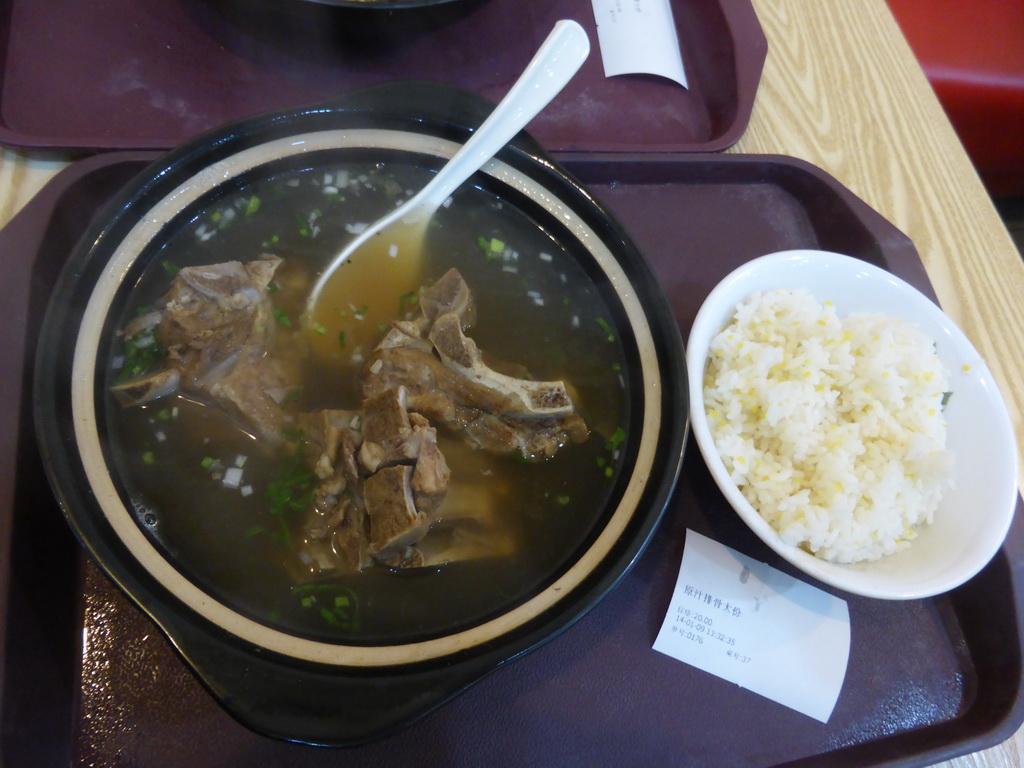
[1,1,1021,766]
[740,6,1024,767]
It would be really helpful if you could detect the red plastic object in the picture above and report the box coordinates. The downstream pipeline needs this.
[886,0,1024,197]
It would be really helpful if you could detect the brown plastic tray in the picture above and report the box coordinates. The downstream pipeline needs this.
[2,150,1022,767]
[0,0,766,153]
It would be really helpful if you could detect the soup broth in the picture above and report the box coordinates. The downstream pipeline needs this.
[105,153,630,644]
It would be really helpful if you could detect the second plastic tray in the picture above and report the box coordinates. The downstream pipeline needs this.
[0,0,766,153]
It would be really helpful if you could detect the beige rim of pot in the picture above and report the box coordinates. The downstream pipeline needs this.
[71,128,663,667]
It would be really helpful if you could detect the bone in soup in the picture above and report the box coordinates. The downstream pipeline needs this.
[105,154,630,644]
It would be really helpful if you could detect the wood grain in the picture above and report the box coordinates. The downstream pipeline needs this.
[735,1,1024,490]
[736,3,1024,767]
[0,148,65,223]
[0,1,1021,765]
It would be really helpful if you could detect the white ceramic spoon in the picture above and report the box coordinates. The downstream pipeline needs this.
[304,20,590,343]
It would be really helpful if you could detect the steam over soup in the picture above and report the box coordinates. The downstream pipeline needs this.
[105,157,630,644]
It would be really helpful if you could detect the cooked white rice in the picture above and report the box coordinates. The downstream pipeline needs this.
[703,288,953,563]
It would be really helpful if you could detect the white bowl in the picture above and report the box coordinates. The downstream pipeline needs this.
[686,249,1019,599]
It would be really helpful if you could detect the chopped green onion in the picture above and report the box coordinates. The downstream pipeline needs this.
[399,291,419,316]
[478,236,505,261]
[338,331,346,348]
[116,331,166,383]
[264,436,315,549]
[289,584,359,629]
[141,451,155,465]
[161,260,180,278]
[273,308,293,327]
[319,608,341,626]
[245,195,261,216]
[607,426,626,452]
[596,317,615,342]
[200,456,215,469]
[556,494,570,506]
[313,323,327,335]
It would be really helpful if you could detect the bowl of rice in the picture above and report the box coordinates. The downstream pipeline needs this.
[687,249,1018,599]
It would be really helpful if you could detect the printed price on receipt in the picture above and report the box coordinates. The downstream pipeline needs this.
[654,530,851,722]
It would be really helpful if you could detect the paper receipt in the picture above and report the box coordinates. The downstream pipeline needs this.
[590,0,688,88]
[653,530,851,723]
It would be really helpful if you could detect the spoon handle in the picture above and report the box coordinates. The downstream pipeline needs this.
[413,19,590,212]
[305,20,589,318]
